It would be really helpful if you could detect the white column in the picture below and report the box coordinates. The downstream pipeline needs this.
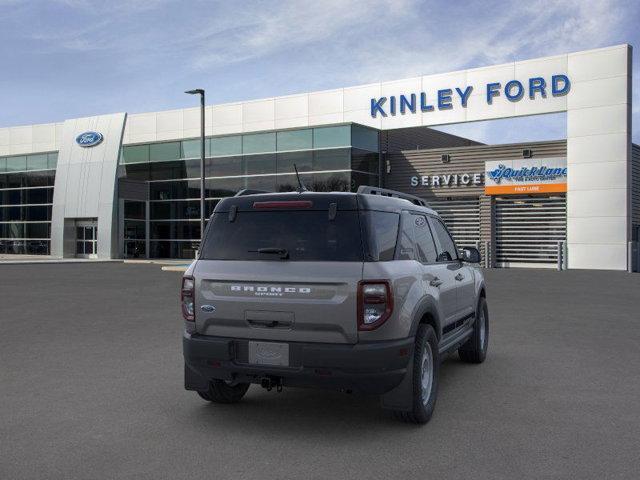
[566,45,632,270]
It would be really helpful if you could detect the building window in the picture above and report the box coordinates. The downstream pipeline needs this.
[205,156,243,177]
[122,144,150,164]
[124,201,145,220]
[48,153,58,170]
[117,124,383,259]
[0,156,56,256]
[277,129,313,151]
[244,153,276,175]
[181,139,211,159]
[211,136,242,157]
[351,124,379,152]
[26,154,49,171]
[313,148,350,171]
[351,149,379,174]
[277,151,313,174]
[313,126,350,149]
[242,132,276,155]
[150,142,181,162]
[5,156,27,172]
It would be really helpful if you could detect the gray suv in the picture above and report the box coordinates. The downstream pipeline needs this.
[182,186,488,424]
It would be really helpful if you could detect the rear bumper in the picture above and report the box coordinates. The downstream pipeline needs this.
[183,332,414,395]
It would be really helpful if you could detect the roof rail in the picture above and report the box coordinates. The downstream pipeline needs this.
[357,185,428,207]
[234,189,269,197]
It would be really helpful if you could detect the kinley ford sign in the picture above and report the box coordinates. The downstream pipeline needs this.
[409,157,568,195]
[370,74,570,117]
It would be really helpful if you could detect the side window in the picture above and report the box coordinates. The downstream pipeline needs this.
[412,214,438,263]
[428,217,458,262]
[365,211,399,261]
[396,212,416,260]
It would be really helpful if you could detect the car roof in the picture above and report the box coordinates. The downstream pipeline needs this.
[214,191,439,216]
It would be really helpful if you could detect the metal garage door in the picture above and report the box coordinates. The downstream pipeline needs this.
[495,195,566,268]
[429,197,480,249]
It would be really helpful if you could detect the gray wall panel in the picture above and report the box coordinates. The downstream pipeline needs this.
[50,113,126,258]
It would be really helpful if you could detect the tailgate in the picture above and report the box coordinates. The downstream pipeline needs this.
[194,260,363,344]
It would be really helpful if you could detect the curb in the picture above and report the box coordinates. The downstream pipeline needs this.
[161,265,189,272]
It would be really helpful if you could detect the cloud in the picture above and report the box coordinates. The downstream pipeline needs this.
[341,0,628,84]
[188,0,415,70]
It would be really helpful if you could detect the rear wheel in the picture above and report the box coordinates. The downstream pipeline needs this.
[393,324,439,424]
[197,380,250,403]
[459,297,489,363]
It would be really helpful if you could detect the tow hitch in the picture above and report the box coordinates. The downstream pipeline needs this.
[260,376,283,392]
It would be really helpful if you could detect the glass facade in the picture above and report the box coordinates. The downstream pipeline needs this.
[0,152,58,255]
[119,123,380,259]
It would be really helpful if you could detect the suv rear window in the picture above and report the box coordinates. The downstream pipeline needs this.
[200,211,363,261]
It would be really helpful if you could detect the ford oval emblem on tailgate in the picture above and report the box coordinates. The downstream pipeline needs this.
[200,304,216,312]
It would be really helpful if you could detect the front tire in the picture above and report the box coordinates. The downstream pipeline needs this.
[197,380,250,403]
[393,324,439,424]
[459,297,489,364]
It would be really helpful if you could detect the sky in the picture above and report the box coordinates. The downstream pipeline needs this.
[0,0,638,144]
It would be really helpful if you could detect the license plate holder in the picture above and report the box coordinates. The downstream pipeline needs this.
[248,341,290,367]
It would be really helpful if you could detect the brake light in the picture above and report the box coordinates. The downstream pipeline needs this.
[181,276,195,321]
[357,280,393,331]
[253,200,313,209]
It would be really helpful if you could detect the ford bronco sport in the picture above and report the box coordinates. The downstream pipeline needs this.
[182,186,488,424]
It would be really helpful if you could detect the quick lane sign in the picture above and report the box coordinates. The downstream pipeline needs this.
[484,157,567,195]
[370,74,570,117]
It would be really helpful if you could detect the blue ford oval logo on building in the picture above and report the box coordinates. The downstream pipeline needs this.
[76,131,103,148]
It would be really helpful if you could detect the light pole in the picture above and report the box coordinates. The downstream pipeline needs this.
[185,89,206,247]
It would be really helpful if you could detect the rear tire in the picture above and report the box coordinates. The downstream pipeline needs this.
[392,324,439,424]
[459,297,489,364]
[197,380,250,403]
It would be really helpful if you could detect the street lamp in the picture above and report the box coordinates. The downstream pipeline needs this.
[185,89,206,249]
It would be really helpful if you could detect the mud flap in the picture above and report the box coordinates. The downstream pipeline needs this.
[379,354,414,412]
[184,363,210,391]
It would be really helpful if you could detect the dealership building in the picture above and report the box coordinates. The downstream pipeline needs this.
[0,44,637,271]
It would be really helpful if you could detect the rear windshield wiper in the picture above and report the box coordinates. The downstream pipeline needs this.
[248,247,290,260]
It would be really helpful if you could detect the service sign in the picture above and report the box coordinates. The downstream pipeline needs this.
[484,157,567,195]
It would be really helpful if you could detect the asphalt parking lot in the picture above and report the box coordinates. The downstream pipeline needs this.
[1,263,639,480]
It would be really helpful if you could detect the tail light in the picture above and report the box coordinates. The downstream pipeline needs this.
[181,276,195,321]
[357,280,393,331]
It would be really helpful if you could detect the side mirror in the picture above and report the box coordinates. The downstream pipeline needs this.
[460,247,481,264]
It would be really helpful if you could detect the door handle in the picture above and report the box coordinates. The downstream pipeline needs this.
[455,273,464,281]
[429,277,443,287]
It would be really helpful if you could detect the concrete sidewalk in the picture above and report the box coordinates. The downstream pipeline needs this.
[0,254,122,265]
[0,256,192,267]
